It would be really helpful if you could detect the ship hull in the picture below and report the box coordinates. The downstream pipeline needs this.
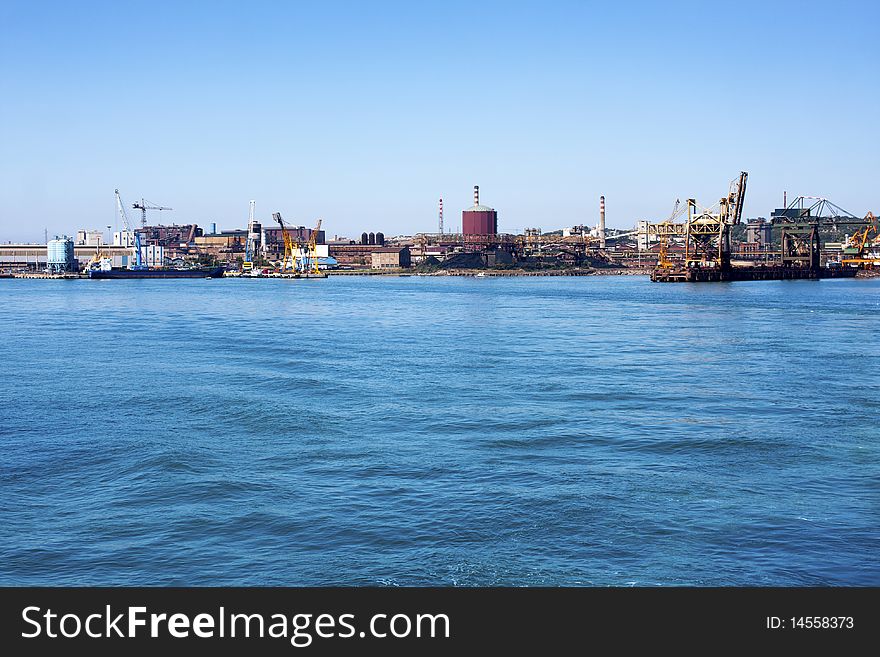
[88,267,225,279]
[651,265,858,282]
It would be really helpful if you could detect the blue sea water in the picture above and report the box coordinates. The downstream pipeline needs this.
[1,275,878,586]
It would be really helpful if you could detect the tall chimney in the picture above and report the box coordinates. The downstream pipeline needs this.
[783,190,787,207]
[599,195,606,249]
[474,185,479,207]
[439,197,444,234]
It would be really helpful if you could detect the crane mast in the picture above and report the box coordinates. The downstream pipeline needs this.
[272,211,298,273]
[307,219,323,274]
[132,199,172,228]
[115,188,145,269]
[243,201,256,273]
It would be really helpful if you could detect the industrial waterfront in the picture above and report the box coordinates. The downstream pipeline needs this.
[1,275,878,586]
[2,174,878,282]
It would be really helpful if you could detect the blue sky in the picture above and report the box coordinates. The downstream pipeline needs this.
[1,0,877,241]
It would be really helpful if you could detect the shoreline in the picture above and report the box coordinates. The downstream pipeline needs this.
[5,267,878,280]
[329,267,652,277]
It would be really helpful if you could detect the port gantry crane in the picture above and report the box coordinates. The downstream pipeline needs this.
[272,211,299,273]
[653,199,685,269]
[771,197,874,271]
[683,171,748,270]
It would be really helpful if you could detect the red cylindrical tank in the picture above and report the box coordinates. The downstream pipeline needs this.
[462,210,497,235]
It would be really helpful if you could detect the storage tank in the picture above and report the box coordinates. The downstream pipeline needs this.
[376,232,385,246]
[361,232,369,245]
[46,236,76,273]
[462,185,498,236]
[368,232,376,245]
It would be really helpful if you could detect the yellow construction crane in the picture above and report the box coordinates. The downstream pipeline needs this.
[306,218,322,274]
[842,212,878,268]
[646,199,687,269]
[84,246,106,271]
[272,211,299,273]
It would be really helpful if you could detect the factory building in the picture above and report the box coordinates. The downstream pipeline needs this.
[329,244,379,268]
[113,230,136,247]
[371,247,411,269]
[0,244,136,271]
[135,224,204,260]
[262,226,325,253]
[745,218,772,245]
[139,244,165,267]
[138,224,203,247]
[75,229,105,246]
[462,186,497,236]
[193,230,247,262]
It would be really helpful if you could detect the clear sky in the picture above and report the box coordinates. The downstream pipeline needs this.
[1,0,877,242]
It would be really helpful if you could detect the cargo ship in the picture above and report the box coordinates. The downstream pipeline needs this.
[88,266,225,279]
[651,264,858,282]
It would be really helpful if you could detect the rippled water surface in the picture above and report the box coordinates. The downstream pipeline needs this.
[1,275,878,585]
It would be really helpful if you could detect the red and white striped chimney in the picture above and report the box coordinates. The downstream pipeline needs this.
[474,185,480,207]
[439,197,444,234]
[599,195,606,249]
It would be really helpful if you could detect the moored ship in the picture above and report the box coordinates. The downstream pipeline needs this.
[88,266,225,279]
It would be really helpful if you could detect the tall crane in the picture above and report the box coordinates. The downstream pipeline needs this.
[115,188,146,269]
[656,199,682,269]
[721,171,748,225]
[133,198,172,228]
[243,201,256,273]
[306,218,323,274]
[272,211,298,273]
[842,212,878,268]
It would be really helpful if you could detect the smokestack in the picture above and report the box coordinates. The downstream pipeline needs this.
[439,198,444,234]
[599,195,606,249]
[474,186,479,207]
[783,190,787,207]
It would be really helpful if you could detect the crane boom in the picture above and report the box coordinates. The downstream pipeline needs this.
[307,219,323,274]
[115,188,145,269]
[842,212,878,267]
[133,199,173,228]
[115,189,133,232]
[272,211,298,273]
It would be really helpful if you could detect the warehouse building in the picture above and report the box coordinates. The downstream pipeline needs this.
[371,247,411,269]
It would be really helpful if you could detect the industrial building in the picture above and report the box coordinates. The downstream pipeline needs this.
[75,229,106,246]
[745,218,772,245]
[371,247,411,269]
[0,243,136,271]
[329,244,383,268]
[194,230,247,262]
[261,225,325,263]
[138,224,203,247]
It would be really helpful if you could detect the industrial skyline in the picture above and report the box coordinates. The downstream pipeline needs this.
[1,1,877,241]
